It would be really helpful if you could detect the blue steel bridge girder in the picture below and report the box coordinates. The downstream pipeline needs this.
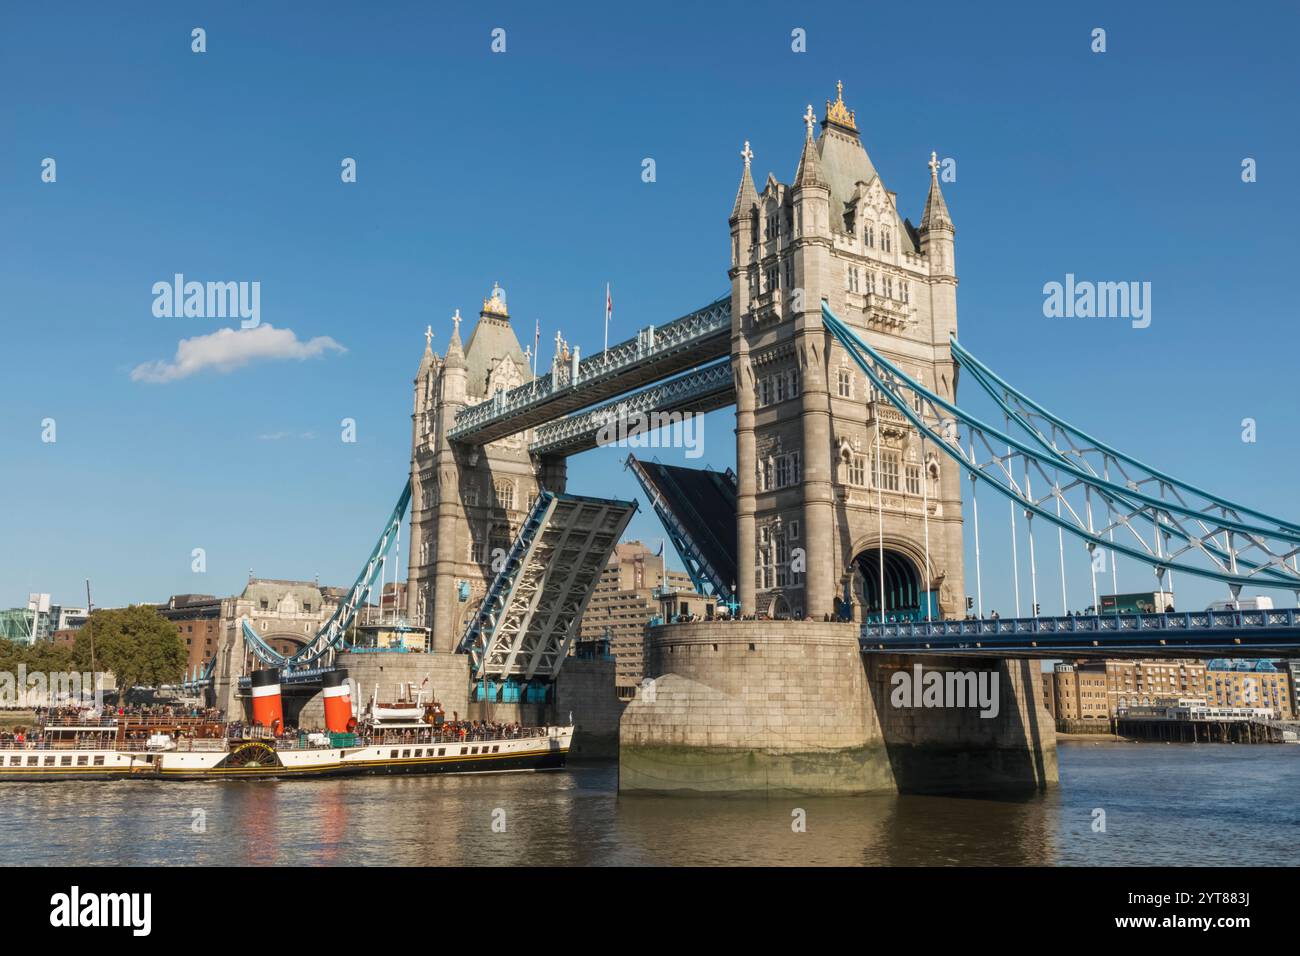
[623,454,736,602]
[530,360,735,458]
[861,608,1300,659]
[242,479,413,675]
[821,303,1300,594]
[449,297,731,447]
[461,492,638,682]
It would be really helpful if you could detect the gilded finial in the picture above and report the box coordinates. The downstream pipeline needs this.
[482,281,509,317]
[824,80,857,132]
[741,140,753,168]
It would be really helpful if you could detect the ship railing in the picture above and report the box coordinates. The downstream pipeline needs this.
[354,726,557,747]
[37,715,220,729]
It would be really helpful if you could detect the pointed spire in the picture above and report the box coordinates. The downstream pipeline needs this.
[793,106,822,187]
[920,150,953,233]
[418,324,435,373]
[444,308,465,368]
[730,140,759,219]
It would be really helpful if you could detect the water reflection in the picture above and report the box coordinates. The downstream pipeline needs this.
[1,743,1295,866]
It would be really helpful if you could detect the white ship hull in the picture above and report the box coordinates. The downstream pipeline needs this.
[0,726,573,781]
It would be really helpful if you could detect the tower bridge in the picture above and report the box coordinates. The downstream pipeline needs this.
[209,82,1300,794]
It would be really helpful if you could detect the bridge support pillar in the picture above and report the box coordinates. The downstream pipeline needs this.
[620,621,1057,796]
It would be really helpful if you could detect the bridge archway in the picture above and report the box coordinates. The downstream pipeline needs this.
[853,548,923,623]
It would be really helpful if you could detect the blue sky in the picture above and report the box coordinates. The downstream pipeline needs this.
[1,1,1297,613]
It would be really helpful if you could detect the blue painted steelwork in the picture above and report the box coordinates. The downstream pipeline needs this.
[459,489,554,666]
[624,455,737,602]
[450,297,731,446]
[862,608,1300,658]
[949,337,1300,537]
[180,653,217,694]
[530,359,734,457]
[820,303,1300,591]
[242,479,412,675]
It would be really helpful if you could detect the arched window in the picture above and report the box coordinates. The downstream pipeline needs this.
[864,222,874,247]
[493,480,515,511]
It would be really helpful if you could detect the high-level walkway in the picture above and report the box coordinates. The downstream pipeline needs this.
[449,297,730,445]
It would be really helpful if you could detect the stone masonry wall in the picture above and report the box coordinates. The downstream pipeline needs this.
[620,620,1058,796]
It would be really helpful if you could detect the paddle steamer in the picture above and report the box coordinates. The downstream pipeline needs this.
[0,673,571,781]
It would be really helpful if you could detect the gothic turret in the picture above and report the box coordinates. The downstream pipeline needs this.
[730,140,759,222]
[919,151,955,277]
[793,106,823,188]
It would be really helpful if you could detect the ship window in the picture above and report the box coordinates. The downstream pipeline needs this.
[94,756,104,766]
[459,747,466,755]
[414,749,423,757]
[390,750,398,758]
[77,755,88,766]
[61,756,72,766]
[7,756,18,766]
[402,749,410,758]
[28,756,38,766]
[492,745,499,753]
[438,748,446,756]
[471,746,479,754]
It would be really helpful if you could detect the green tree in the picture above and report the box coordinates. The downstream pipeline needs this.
[0,639,74,674]
[73,605,186,690]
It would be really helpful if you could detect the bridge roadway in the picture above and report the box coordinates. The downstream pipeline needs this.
[449,296,731,446]
[861,609,1300,659]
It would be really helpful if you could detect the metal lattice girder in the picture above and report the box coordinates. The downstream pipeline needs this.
[861,608,1300,659]
[461,493,638,681]
[821,303,1300,592]
[449,297,731,446]
[529,360,735,457]
[243,480,412,673]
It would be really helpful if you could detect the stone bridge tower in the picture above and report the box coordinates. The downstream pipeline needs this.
[729,83,965,622]
[405,284,565,651]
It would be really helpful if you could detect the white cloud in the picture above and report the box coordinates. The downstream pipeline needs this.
[131,325,346,383]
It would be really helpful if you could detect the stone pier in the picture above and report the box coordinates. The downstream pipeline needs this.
[619,621,1057,796]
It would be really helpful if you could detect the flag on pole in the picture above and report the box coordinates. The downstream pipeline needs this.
[533,317,540,374]
[604,282,613,353]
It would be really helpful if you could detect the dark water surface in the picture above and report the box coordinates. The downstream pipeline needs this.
[3,741,1297,866]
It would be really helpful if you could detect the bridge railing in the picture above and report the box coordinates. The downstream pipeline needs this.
[864,608,1300,640]
[448,297,730,442]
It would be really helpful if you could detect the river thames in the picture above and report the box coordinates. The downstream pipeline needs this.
[2,741,1297,866]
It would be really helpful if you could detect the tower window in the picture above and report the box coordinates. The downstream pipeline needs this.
[494,480,515,511]
[864,223,874,247]
[837,368,852,398]
[848,454,867,487]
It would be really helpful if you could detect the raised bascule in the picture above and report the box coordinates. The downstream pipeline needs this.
[205,83,1300,796]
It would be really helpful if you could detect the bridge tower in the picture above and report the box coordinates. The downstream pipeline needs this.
[405,284,563,650]
[729,83,965,621]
